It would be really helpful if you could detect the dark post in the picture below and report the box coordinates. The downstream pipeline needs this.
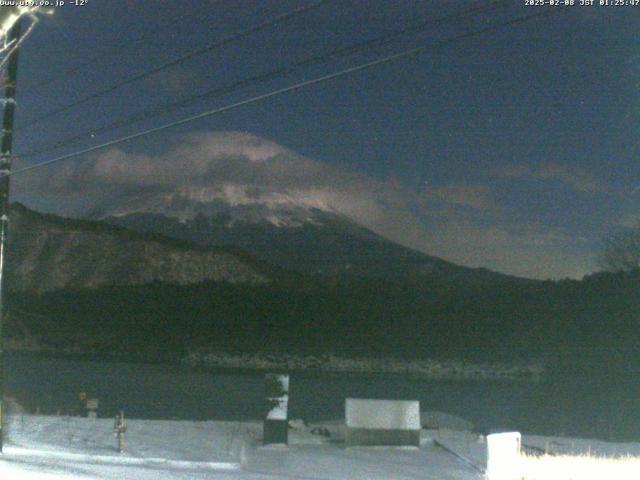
[0,17,22,453]
[114,411,127,453]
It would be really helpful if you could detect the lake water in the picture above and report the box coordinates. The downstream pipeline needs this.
[4,353,639,441]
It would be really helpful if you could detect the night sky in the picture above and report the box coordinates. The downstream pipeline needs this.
[7,0,640,279]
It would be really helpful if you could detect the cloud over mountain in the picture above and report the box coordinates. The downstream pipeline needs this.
[12,131,598,279]
[18,131,416,226]
[493,162,609,193]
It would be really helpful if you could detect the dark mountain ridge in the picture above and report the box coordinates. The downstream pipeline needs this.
[6,203,279,292]
[105,207,529,285]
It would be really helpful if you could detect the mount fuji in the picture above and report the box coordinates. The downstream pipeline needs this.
[27,131,522,283]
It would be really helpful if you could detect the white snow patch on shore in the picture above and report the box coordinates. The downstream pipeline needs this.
[182,351,543,382]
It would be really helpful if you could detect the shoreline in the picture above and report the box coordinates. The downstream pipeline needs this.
[2,348,543,382]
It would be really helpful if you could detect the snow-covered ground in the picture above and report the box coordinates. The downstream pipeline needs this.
[1,414,638,479]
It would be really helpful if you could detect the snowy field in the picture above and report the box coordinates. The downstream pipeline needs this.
[1,414,639,479]
[0,414,480,479]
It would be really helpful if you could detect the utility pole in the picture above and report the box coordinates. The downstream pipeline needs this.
[0,17,22,453]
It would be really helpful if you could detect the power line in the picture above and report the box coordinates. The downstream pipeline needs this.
[8,6,566,179]
[18,0,510,160]
[23,5,221,91]
[16,0,329,130]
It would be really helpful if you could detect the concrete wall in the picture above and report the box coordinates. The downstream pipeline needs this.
[345,398,420,447]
